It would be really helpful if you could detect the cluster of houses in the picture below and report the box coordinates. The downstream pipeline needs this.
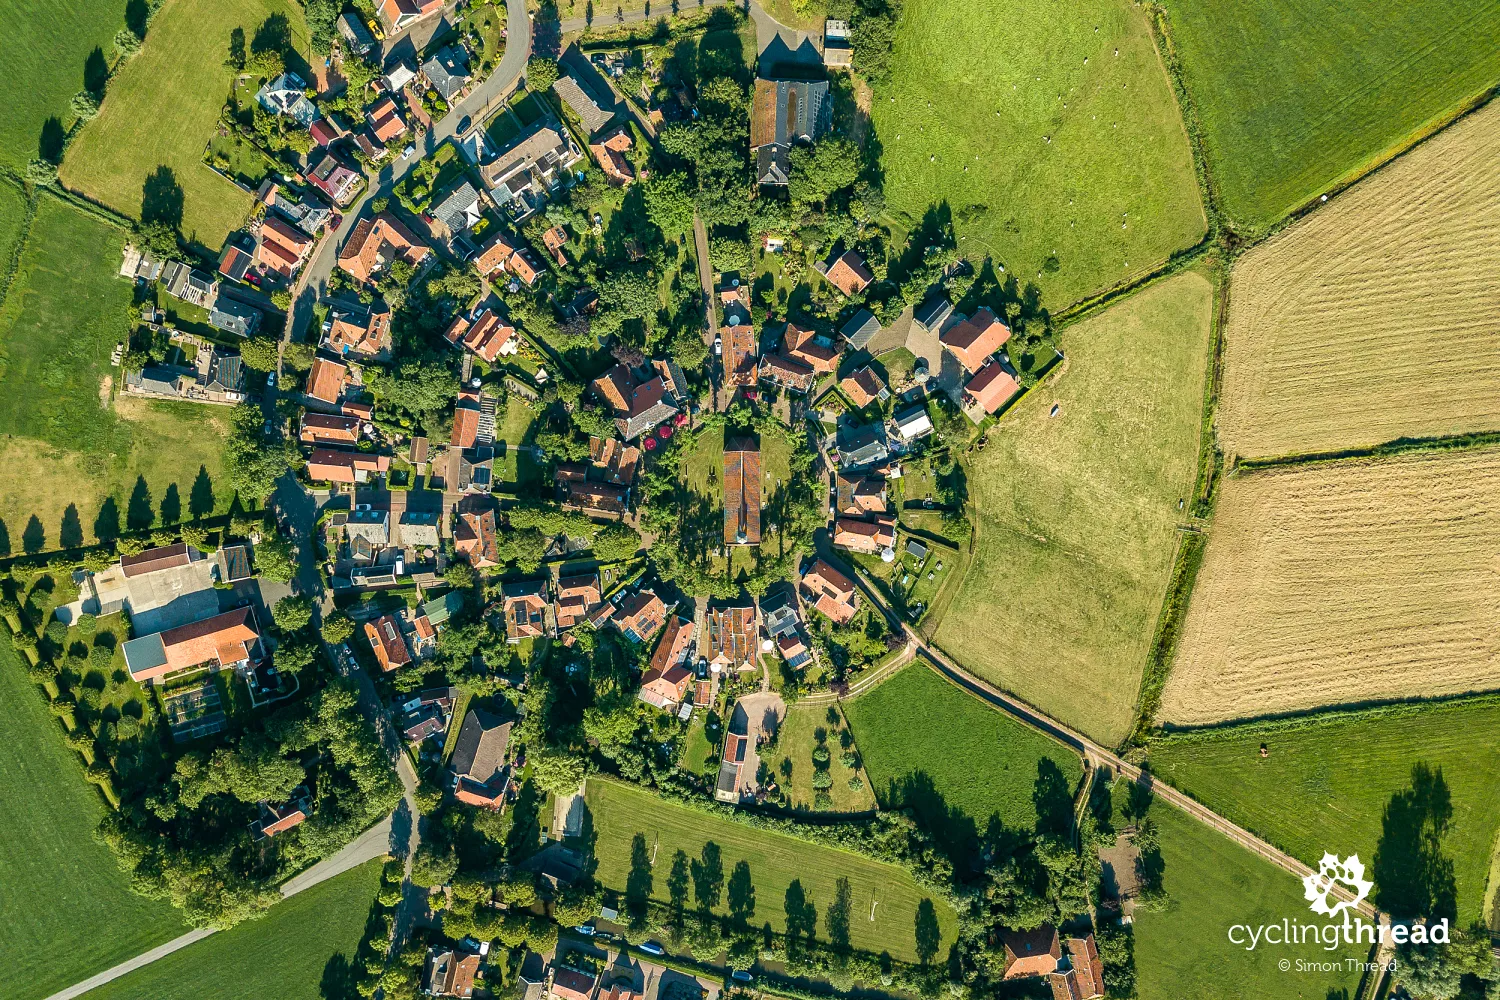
[121,248,267,341]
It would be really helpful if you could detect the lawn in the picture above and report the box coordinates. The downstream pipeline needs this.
[766,701,878,815]
[934,270,1214,746]
[680,423,797,581]
[1151,697,1500,924]
[1131,789,1365,1000]
[60,0,310,248]
[870,0,1205,308]
[581,777,957,962]
[844,664,1083,863]
[853,515,964,627]
[0,0,128,174]
[0,196,230,550]
[87,858,383,1000]
[1159,0,1500,233]
[0,642,187,1000]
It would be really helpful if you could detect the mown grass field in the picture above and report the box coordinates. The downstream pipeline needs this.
[61,0,310,248]
[1216,99,1500,460]
[1131,791,1364,1000]
[1159,0,1500,232]
[1161,448,1500,727]
[1152,697,1500,924]
[935,270,1214,745]
[582,777,957,961]
[0,0,128,174]
[844,664,1083,848]
[766,701,878,814]
[0,196,229,549]
[870,0,1205,308]
[88,859,382,1000]
[0,642,186,1000]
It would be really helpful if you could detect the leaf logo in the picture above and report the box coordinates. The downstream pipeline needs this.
[1302,853,1373,917]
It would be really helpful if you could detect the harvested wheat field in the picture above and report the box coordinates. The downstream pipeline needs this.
[1160,447,1500,727]
[1216,99,1500,460]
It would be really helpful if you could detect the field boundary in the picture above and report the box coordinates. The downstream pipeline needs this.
[1230,429,1500,474]
[1149,689,1500,740]
[44,183,133,233]
[1129,529,1206,745]
[1188,256,1229,514]
[0,178,37,313]
[1142,2,1226,243]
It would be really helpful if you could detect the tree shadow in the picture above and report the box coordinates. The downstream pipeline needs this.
[94,497,121,543]
[0,516,9,557]
[1032,758,1074,840]
[60,504,84,549]
[824,876,851,952]
[885,770,982,875]
[124,0,149,39]
[160,483,181,526]
[189,466,216,519]
[727,859,755,924]
[141,167,184,230]
[38,118,66,164]
[691,840,723,911]
[784,878,817,945]
[626,832,653,928]
[505,777,544,863]
[1372,763,1458,922]
[22,515,45,554]
[914,898,941,965]
[667,848,690,925]
[126,476,154,530]
[83,48,109,97]
[318,952,359,1000]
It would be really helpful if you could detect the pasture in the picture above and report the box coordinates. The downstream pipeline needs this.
[1152,697,1500,923]
[1159,0,1500,231]
[0,642,186,1000]
[0,196,229,549]
[87,859,382,1000]
[0,180,29,283]
[934,270,1214,746]
[0,0,127,174]
[1130,789,1364,1000]
[870,0,1205,308]
[61,0,310,248]
[766,701,878,815]
[844,663,1083,861]
[1160,447,1500,727]
[1215,99,1500,460]
[581,777,957,961]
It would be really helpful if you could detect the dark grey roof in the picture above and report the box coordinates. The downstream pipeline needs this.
[914,294,953,332]
[208,298,261,337]
[217,544,252,582]
[450,709,512,783]
[338,13,375,53]
[757,144,791,186]
[837,423,890,468]
[552,74,614,134]
[840,308,881,350]
[204,352,244,393]
[431,181,483,233]
[758,78,830,146]
[421,45,471,101]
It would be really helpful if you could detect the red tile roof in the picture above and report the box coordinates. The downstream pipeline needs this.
[723,437,762,545]
[306,357,348,403]
[337,212,431,284]
[941,307,1012,372]
[964,358,1021,413]
[299,412,361,444]
[1002,926,1061,979]
[825,251,873,296]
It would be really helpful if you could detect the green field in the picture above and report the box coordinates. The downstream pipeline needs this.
[0,195,230,548]
[581,777,957,961]
[934,270,1214,746]
[0,643,186,1000]
[61,0,310,248]
[88,859,382,1000]
[1160,0,1500,232]
[844,664,1083,857]
[0,180,30,284]
[870,0,1206,308]
[0,0,128,173]
[1152,698,1500,923]
[1132,794,1364,1000]
[766,702,878,814]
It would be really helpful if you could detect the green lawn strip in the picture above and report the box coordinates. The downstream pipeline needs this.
[1151,697,1500,923]
[844,663,1083,852]
[0,178,31,301]
[0,641,186,1000]
[87,858,383,1000]
[870,0,1205,309]
[934,269,1215,746]
[765,702,878,814]
[1159,0,1500,232]
[60,0,310,248]
[581,777,957,962]
[1133,791,1366,999]
[0,0,128,174]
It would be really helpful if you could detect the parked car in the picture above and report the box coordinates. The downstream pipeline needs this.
[730,971,754,983]
[638,942,665,956]
[265,371,276,388]
[402,144,416,159]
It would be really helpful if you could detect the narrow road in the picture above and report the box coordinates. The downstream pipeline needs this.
[834,557,1379,921]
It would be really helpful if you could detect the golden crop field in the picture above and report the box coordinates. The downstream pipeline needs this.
[1215,99,1500,460]
[1160,447,1500,727]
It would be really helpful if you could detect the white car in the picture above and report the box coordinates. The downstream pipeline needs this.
[402,144,416,159]
[266,371,277,388]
